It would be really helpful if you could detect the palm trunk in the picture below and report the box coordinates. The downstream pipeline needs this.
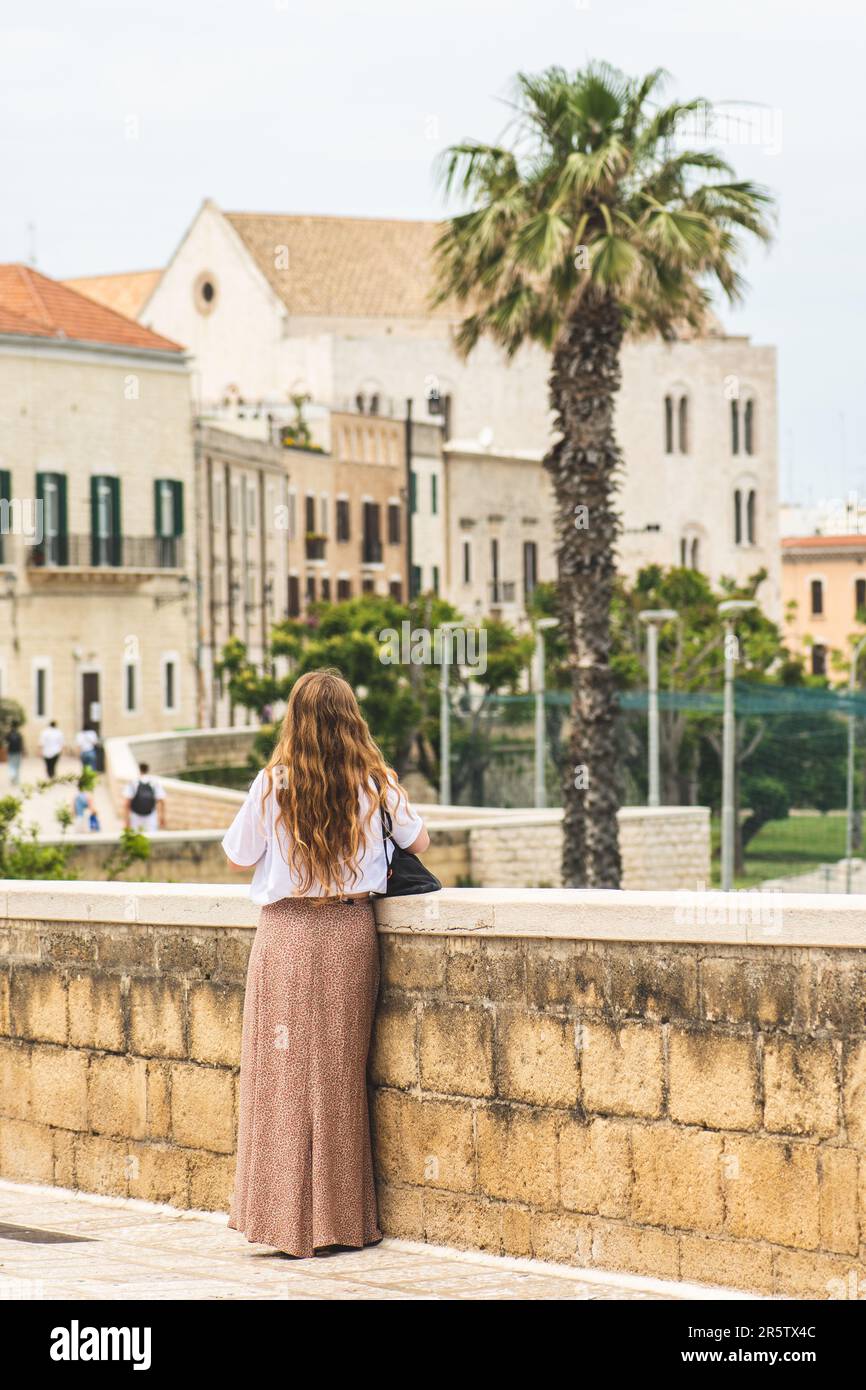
[544,292,624,888]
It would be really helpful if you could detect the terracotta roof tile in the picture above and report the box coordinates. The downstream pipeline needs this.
[224,211,458,320]
[0,264,183,353]
[62,269,162,319]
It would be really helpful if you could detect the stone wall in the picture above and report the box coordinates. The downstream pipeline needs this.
[1,882,864,1297]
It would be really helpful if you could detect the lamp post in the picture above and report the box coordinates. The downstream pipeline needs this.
[638,609,678,808]
[845,634,866,892]
[438,621,459,806]
[534,618,559,808]
[718,599,757,891]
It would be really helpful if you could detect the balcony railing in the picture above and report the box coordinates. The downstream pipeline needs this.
[26,535,184,570]
[489,580,517,605]
[361,539,383,565]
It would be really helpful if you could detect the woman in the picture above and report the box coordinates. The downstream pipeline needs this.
[221,669,429,1258]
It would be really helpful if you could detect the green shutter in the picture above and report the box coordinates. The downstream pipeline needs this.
[409,470,417,514]
[172,480,184,537]
[90,477,100,565]
[57,473,68,565]
[110,476,121,566]
[154,479,163,537]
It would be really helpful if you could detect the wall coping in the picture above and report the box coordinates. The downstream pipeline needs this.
[2,881,865,948]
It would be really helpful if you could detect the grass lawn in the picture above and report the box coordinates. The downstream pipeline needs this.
[710,813,848,889]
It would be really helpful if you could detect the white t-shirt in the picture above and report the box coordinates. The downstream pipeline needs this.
[39,726,64,758]
[76,730,99,753]
[222,767,424,905]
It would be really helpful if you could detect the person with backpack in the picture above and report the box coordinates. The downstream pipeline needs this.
[123,762,166,832]
[221,668,431,1259]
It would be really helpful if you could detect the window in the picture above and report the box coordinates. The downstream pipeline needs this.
[34,660,50,719]
[746,489,756,545]
[410,564,422,599]
[91,475,121,566]
[812,643,827,677]
[155,479,184,565]
[678,396,689,454]
[305,494,316,534]
[523,540,538,599]
[810,579,824,616]
[193,271,218,315]
[462,538,471,584]
[0,468,10,564]
[361,576,375,594]
[321,577,331,602]
[856,578,866,617]
[431,475,438,515]
[690,537,700,570]
[35,471,68,565]
[731,400,740,455]
[319,495,329,536]
[734,490,742,546]
[162,654,179,714]
[245,481,257,533]
[306,574,317,603]
[337,578,352,601]
[432,565,440,594]
[287,489,297,540]
[362,502,382,563]
[123,657,139,715]
[744,398,755,455]
[409,471,417,514]
[387,503,401,545]
[336,499,350,542]
[287,575,301,617]
[389,579,403,601]
[664,396,674,454]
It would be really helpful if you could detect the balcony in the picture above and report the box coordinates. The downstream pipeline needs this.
[361,539,383,566]
[24,534,185,583]
[489,580,517,606]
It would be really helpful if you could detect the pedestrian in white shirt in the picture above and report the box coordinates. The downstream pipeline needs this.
[75,727,99,771]
[39,721,64,779]
[123,762,166,832]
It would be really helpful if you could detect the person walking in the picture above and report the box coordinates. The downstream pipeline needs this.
[39,721,64,779]
[221,668,429,1258]
[5,725,23,786]
[123,763,166,832]
[75,726,99,771]
[72,776,99,832]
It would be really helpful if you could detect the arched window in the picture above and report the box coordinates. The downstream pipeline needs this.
[746,490,756,544]
[734,489,742,545]
[855,577,866,617]
[731,400,740,455]
[810,579,824,616]
[664,395,674,454]
[678,396,689,454]
[812,643,827,677]
[690,536,700,570]
[744,398,755,455]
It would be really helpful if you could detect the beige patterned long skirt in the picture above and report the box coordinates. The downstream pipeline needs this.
[228,896,382,1257]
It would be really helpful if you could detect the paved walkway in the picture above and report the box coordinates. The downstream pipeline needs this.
[4,755,121,836]
[0,1182,761,1301]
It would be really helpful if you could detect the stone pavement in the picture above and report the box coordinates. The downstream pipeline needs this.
[0,1182,762,1301]
[4,755,121,836]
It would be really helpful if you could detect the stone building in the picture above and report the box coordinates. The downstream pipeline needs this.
[68,198,780,619]
[781,534,866,678]
[0,265,198,747]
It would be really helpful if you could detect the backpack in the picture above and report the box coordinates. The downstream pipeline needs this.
[131,780,157,816]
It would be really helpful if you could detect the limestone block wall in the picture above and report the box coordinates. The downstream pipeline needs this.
[467,807,710,891]
[1,883,864,1297]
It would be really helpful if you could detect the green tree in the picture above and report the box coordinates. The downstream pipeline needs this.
[434,63,774,886]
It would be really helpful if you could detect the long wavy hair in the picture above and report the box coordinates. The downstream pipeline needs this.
[261,668,407,896]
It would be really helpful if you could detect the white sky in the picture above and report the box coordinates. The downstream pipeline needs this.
[1,0,863,505]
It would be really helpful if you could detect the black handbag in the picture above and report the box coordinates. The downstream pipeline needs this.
[380,805,442,897]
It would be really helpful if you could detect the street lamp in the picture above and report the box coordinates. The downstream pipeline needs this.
[845,634,866,892]
[718,599,757,891]
[438,621,460,806]
[534,617,559,808]
[638,609,678,807]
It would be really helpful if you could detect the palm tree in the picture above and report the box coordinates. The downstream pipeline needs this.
[433,63,774,887]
